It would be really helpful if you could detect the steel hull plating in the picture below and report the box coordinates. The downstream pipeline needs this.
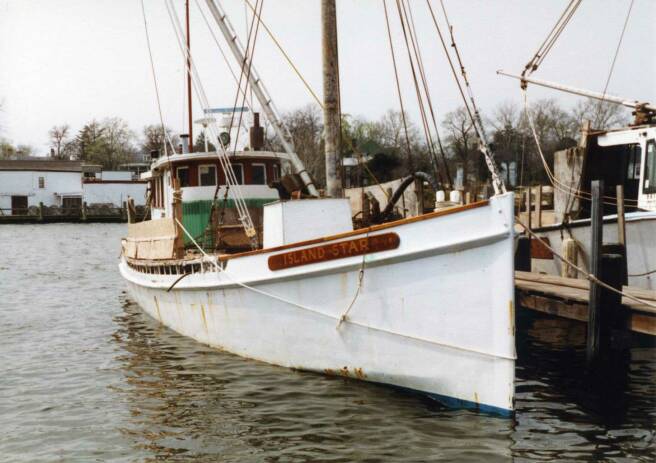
[120,194,516,415]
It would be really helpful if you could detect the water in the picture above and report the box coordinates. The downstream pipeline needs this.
[0,223,654,462]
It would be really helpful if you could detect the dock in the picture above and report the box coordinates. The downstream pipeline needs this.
[516,271,656,336]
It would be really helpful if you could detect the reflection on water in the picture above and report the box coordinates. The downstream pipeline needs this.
[112,296,514,462]
[1,223,654,462]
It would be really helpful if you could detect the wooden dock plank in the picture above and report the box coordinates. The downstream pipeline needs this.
[515,271,656,335]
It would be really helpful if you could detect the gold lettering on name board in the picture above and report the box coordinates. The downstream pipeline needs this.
[268,233,400,271]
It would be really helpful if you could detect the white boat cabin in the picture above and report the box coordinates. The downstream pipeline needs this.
[554,124,656,221]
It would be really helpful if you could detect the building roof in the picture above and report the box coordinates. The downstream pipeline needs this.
[0,159,83,172]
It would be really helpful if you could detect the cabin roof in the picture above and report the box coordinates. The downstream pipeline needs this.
[0,159,82,172]
[150,150,287,171]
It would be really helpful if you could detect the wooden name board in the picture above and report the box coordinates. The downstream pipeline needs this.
[268,233,400,271]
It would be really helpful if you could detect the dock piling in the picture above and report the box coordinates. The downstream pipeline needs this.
[586,180,604,367]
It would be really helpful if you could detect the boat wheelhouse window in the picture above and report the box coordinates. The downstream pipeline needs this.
[252,163,266,184]
[230,164,244,184]
[199,165,217,186]
[176,167,190,187]
[626,144,642,180]
[643,140,656,194]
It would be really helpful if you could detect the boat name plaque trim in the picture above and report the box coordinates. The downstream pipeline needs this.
[268,233,400,271]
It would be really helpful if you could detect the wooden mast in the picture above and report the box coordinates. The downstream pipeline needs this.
[321,0,342,198]
[186,0,194,152]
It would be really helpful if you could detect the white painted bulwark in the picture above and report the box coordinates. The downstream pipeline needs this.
[263,198,353,248]
[121,193,516,415]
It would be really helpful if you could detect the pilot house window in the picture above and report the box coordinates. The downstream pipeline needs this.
[643,140,656,195]
[176,167,190,187]
[230,164,244,184]
[199,165,217,186]
[251,164,266,185]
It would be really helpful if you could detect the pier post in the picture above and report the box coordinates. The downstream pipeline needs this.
[515,236,531,272]
[536,185,542,228]
[38,202,44,222]
[616,184,626,246]
[121,201,127,222]
[81,202,87,222]
[586,179,604,368]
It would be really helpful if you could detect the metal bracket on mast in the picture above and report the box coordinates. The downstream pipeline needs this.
[204,0,319,197]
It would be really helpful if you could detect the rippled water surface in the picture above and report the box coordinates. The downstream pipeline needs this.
[1,224,654,462]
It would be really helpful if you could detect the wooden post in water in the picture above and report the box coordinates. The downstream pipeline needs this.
[121,201,127,222]
[536,185,542,228]
[587,179,604,368]
[615,184,629,285]
[616,184,626,246]
[38,202,44,222]
[81,202,88,222]
[126,197,136,224]
[525,187,532,231]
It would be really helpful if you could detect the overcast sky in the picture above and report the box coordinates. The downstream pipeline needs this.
[0,0,654,152]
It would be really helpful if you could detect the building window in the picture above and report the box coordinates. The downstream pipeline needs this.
[230,164,244,184]
[199,165,217,186]
[272,164,281,182]
[176,167,190,187]
[252,163,266,185]
[38,176,45,188]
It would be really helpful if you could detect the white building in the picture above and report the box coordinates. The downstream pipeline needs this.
[0,160,83,215]
[83,170,147,207]
[0,160,148,215]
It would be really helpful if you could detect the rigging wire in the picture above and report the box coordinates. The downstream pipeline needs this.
[405,0,452,187]
[193,0,256,111]
[593,0,634,128]
[382,0,414,168]
[426,0,506,194]
[395,0,443,184]
[241,0,391,198]
[521,0,583,81]
[229,0,264,157]
[140,0,177,157]
[164,0,257,245]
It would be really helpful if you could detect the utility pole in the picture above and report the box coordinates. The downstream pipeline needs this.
[186,0,194,152]
[322,0,343,198]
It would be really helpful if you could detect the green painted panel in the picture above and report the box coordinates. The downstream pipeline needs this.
[181,198,276,246]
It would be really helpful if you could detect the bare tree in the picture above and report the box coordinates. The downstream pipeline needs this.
[268,104,325,186]
[142,124,178,155]
[49,124,70,159]
[442,107,477,185]
[571,99,630,130]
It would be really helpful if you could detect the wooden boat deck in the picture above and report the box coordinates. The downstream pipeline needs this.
[515,271,656,336]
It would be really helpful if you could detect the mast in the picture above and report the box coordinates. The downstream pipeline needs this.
[186,0,194,151]
[321,0,343,198]
[204,0,319,196]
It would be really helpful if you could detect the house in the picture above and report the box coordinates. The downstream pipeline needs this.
[0,159,83,215]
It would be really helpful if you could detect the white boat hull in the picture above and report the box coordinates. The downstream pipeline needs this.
[120,193,516,415]
[532,211,656,290]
